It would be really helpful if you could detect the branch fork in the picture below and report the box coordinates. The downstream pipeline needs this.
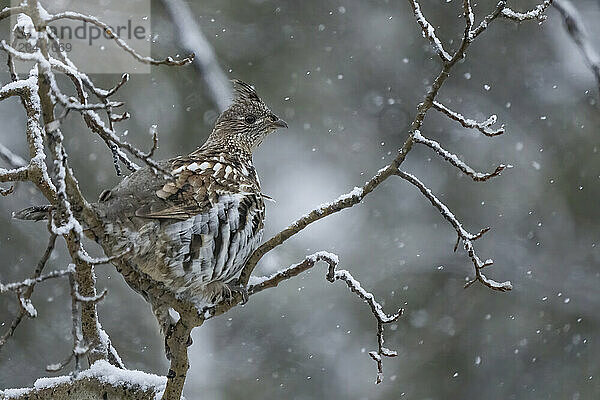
[0,0,556,398]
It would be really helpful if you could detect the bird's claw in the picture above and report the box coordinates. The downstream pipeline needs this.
[226,283,248,305]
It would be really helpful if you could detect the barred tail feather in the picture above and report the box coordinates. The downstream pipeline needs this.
[12,205,52,221]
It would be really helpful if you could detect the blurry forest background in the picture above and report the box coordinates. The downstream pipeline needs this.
[1,0,599,399]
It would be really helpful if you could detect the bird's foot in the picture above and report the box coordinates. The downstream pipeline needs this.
[225,283,249,305]
[206,281,249,305]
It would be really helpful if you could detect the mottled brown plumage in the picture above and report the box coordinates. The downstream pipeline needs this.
[99,80,285,312]
[15,80,287,341]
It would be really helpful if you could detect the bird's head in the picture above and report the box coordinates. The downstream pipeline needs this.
[206,79,287,155]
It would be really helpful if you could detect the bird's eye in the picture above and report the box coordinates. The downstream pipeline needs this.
[244,114,257,124]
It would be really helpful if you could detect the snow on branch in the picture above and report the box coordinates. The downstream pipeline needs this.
[469,1,553,39]
[0,232,57,348]
[237,0,551,303]
[501,0,553,22]
[553,0,600,94]
[470,1,507,39]
[462,0,475,41]
[1,360,166,400]
[432,101,505,136]
[412,130,507,181]
[0,0,187,372]
[0,0,554,397]
[408,0,452,62]
[0,163,28,183]
[396,170,512,291]
[0,264,73,294]
[248,252,402,384]
[323,257,402,383]
[0,5,26,22]
[45,11,194,66]
[0,70,56,199]
[0,41,170,176]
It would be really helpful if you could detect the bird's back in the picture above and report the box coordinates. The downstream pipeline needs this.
[95,149,265,304]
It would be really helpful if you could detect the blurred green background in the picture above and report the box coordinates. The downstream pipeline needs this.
[1,0,599,399]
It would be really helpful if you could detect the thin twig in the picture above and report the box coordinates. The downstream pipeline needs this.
[0,264,73,294]
[501,0,553,22]
[432,101,505,136]
[46,12,194,66]
[408,0,452,62]
[413,130,507,181]
[396,170,511,291]
[247,252,401,383]
[0,233,57,348]
[0,5,26,22]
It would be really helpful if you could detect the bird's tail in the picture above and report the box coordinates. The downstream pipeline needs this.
[12,205,52,221]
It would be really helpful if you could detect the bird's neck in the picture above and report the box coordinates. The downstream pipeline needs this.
[191,135,254,166]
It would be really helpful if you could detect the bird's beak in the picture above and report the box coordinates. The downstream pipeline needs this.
[271,117,288,129]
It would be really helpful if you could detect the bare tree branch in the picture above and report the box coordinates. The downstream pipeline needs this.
[0,0,555,397]
[160,0,232,112]
[0,143,27,168]
[247,252,402,383]
[0,5,26,22]
[396,170,512,292]
[46,12,194,66]
[0,232,57,348]
[412,130,507,181]
[432,101,505,136]
[501,0,553,22]
[0,264,73,294]
[239,0,547,288]
[408,0,452,62]
[553,0,600,94]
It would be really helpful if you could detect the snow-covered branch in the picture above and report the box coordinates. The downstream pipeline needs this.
[471,1,507,39]
[0,1,195,392]
[408,0,452,62]
[0,264,73,294]
[462,0,475,40]
[0,41,168,175]
[1,360,166,400]
[501,0,553,22]
[248,251,402,383]
[469,1,553,40]
[396,170,512,292]
[0,5,26,22]
[413,130,507,181]
[432,101,505,136]
[0,0,557,398]
[46,12,193,66]
[321,255,402,383]
[0,232,57,348]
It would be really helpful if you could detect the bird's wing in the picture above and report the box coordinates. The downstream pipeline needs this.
[134,154,259,220]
